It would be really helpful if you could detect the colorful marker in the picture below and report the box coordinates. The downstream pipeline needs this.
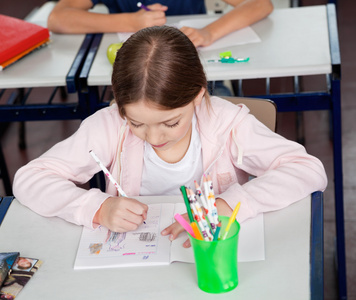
[89,150,146,224]
[222,202,241,240]
[180,186,194,223]
[137,2,150,11]
[207,174,220,225]
[203,174,219,227]
[90,150,127,197]
[194,180,216,232]
[191,222,203,240]
[174,213,195,238]
[213,222,221,241]
[187,188,213,241]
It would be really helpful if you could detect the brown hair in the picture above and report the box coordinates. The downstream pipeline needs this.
[111,26,208,117]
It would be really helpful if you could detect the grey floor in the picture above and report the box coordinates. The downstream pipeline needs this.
[1,0,355,299]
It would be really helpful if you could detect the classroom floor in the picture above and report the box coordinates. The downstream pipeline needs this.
[0,0,355,299]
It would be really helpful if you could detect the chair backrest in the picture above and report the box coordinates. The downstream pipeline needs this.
[221,97,277,132]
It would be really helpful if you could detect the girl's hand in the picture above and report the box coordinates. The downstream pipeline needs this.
[94,197,148,232]
[180,26,213,47]
[161,213,191,248]
[133,4,167,30]
[215,197,233,216]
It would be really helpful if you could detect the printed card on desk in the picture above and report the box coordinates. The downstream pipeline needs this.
[74,203,265,270]
[0,256,42,299]
[0,252,19,289]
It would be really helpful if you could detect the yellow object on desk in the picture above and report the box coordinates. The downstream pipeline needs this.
[222,202,241,240]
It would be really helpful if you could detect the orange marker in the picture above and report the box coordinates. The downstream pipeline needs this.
[191,222,203,240]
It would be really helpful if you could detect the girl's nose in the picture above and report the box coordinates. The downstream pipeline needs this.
[146,127,163,145]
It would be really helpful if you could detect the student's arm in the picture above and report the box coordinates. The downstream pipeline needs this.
[47,0,168,33]
[12,106,136,230]
[218,114,328,223]
[181,0,273,47]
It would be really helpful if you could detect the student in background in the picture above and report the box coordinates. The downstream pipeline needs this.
[48,0,273,96]
[13,26,327,247]
[47,0,273,48]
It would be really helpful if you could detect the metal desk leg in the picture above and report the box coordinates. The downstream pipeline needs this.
[331,76,347,300]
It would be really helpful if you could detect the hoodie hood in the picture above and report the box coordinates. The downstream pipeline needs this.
[195,96,251,147]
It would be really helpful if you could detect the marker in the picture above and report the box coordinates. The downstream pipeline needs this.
[207,174,219,226]
[90,150,127,197]
[174,213,195,238]
[137,2,150,11]
[187,188,213,241]
[194,180,216,232]
[222,202,241,240]
[89,150,146,224]
[180,186,194,223]
[213,222,221,241]
[191,222,203,240]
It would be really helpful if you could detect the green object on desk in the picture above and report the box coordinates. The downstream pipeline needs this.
[221,57,250,63]
[180,186,194,223]
[188,216,240,293]
[207,57,250,64]
[219,51,232,58]
[107,43,123,65]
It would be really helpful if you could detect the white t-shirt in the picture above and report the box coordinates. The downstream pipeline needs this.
[140,114,203,196]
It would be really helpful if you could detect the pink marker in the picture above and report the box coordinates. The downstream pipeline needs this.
[174,213,195,238]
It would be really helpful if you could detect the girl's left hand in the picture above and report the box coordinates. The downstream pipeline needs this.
[180,26,213,47]
[161,213,191,248]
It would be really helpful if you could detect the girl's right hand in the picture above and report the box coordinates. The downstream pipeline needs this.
[94,197,148,232]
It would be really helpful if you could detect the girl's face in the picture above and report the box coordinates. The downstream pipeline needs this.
[124,89,204,163]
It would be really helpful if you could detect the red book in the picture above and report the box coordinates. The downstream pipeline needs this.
[0,14,50,65]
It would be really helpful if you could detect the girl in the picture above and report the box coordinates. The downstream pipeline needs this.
[13,26,327,248]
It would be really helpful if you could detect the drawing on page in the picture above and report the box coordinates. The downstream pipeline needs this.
[86,205,162,257]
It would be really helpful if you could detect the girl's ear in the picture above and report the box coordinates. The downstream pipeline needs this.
[194,87,206,106]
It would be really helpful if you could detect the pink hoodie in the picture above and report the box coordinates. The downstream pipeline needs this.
[13,96,327,229]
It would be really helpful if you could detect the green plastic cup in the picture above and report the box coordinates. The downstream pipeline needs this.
[188,216,240,293]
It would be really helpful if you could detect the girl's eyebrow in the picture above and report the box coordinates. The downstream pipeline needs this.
[127,114,182,124]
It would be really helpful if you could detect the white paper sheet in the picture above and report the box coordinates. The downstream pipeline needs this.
[117,17,261,52]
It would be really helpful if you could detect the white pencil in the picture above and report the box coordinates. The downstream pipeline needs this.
[89,150,128,197]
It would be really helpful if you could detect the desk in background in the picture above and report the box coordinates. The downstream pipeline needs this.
[0,2,108,195]
[78,5,346,299]
[0,193,323,300]
[0,2,109,122]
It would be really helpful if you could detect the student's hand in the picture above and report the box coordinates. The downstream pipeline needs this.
[215,197,233,216]
[180,26,213,47]
[133,4,167,30]
[146,3,168,12]
[94,197,148,232]
[161,213,191,248]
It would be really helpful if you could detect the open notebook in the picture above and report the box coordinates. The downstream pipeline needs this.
[74,203,264,269]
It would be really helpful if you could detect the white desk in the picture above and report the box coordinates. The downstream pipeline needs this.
[87,5,331,85]
[0,194,321,300]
